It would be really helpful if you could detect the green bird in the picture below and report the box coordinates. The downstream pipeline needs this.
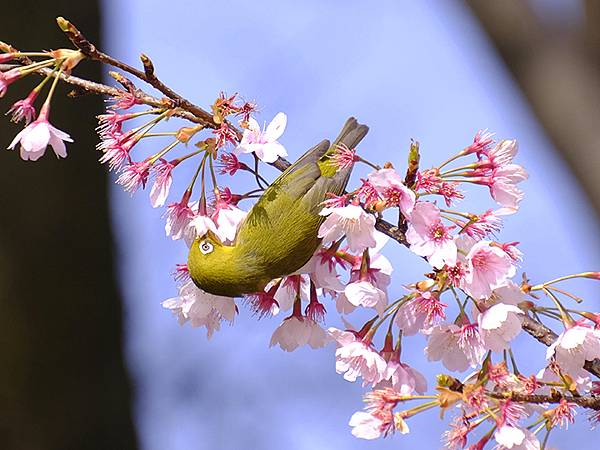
[188,117,369,297]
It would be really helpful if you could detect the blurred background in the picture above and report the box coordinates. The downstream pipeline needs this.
[1,1,599,449]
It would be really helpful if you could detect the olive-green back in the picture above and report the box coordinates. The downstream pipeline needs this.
[235,118,369,281]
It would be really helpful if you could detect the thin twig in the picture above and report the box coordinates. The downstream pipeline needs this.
[487,390,600,410]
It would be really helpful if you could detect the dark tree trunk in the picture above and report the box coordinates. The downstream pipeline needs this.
[0,3,138,449]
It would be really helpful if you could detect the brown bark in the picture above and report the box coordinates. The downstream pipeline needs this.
[0,3,138,449]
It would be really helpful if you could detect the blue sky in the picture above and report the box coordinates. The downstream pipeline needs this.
[103,1,600,448]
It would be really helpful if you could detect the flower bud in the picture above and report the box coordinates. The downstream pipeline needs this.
[177,124,203,143]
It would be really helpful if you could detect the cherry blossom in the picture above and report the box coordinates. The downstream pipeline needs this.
[458,209,505,240]
[164,195,198,241]
[329,327,387,385]
[406,201,457,269]
[344,280,387,316]
[162,279,236,338]
[97,130,138,171]
[189,214,220,242]
[149,159,175,207]
[303,248,347,292]
[478,303,523,352]
[332,143,358,170]
[425,323,485,372]
[269,316,328,352]
[462,129,495,157]
[395,290,446,336]
[7,90,38,124]
[235,112,287,163]
[367,168,416,216]
[218,152,246,175]
[377,360,427,395]
[349,411,387,440]
[461,240,517,299]
[211,194,247,243]
[0,68,21,97]
[488,139,518,167]
[318,204,377,253]
[546,322,600,375]
[116,160,151,193]
[536,366,592,393]
[8,104,72,161]
[494,426,540,450]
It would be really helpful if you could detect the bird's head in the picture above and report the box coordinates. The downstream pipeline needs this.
[187,230,243,297]
[188,230,228,267]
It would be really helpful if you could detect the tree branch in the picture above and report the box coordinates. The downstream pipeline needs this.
[488,390,600,410]
[9,18,599,382]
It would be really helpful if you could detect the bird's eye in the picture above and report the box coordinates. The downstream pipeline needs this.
[199,240,214,255]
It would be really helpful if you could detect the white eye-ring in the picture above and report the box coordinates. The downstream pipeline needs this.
[199,240,214,255]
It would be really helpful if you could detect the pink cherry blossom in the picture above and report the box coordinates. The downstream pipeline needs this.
[488,139,518,166]
[546,322,600,375]
[350,388,409,439]
[406,201,457,269]
[269,316,328,352]
[164,194,198,241]
[461,241,517,299]
[494,426,540,450]
[213,122,239,148]
[149,159,175,207]
[8,104,73,161]
[376,360,427,395]
[425,323,485,372]
[478,303,523,352]
[116,160,151,193]
[332,142,359,170]
[357,179,381,207]
[462,129,495,157]
[218,152,246,175]
[188,214,219,242]
[344,280,387,316]
[97,130,138,171]
[549,398,576,429]
[395,290,446,336]
[471,163,528,211]
[489,282,525,306]
[162,279,236,338]
[367,168,416,216]
[272,276,307,314]
[109,91,140,110]
[536,366,592,393]
[329,327,387,385]
[318,204,377,253]
[443,419,472,450]
[7,90,38,125]
[96,110,135,138]
[416,169,465,207]
[235,112,287,163]
[304,247,348,292]
[349,411,386,440]
[458,209,504,240]
[211,194,247,243]
[305,298,327,322]
[0,68,22,97]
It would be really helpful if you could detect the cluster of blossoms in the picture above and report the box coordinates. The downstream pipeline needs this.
[2,24,599,449]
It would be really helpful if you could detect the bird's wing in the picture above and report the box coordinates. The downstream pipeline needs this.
[236,139,330,241]
[234,118,369,280]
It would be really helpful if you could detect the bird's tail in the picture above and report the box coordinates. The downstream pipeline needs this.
[316,117,369,192]
[298,117,369,216]
[331,117,370,154]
